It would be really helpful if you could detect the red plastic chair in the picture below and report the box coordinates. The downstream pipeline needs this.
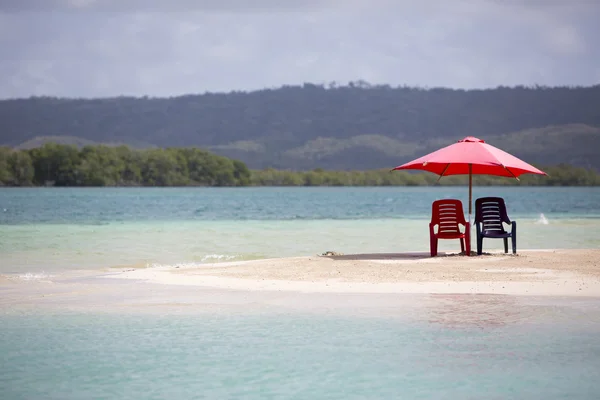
[429,199,470,257]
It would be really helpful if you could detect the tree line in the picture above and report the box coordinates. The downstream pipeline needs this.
[251,165,600,186]
[0,144,251,187]
[1,144,599,187]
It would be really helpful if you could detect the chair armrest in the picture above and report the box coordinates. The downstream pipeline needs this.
[502,220,516,231]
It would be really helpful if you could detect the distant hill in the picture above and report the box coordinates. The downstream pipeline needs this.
[490,124,600,170]
[14,136,99,150]
[14,136,156,151]
[2,83,600,170]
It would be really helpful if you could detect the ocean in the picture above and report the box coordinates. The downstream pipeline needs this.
[1,186,600,399]
[2,186,600,274]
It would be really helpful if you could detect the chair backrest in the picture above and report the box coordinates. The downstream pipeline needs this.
[475,197,510,233]
[431,199,466,234]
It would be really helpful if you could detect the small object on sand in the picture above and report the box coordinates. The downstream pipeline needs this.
[320,251,344,257]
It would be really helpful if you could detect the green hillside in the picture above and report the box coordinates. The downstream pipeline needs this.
[2,83,599,170]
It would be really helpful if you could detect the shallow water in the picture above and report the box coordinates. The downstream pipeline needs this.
[2,294,600,400]
[1,187,599,274]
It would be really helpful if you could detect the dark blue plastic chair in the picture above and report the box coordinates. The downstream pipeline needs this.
[474,197,517,255]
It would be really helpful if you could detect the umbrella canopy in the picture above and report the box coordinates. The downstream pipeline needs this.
[392,136,547,217]
[392,136,546,178]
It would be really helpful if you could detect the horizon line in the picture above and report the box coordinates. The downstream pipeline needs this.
[1,81,599,102]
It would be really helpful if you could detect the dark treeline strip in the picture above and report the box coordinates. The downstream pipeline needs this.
[251,165,600,186]
[1,144,599,187]
[0,144,251,187]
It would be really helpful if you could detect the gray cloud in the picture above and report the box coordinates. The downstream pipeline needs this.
[1,0,599,98]
[0,0,345,13]
[2,0,596,14]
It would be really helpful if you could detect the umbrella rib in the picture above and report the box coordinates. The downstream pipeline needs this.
[436,163,451,183]
[503,165,520,181]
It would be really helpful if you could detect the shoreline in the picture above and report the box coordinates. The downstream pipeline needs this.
[103,249,600,297]
[2,250,599,314]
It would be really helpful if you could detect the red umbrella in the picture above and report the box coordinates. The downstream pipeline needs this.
[392,136,547,224]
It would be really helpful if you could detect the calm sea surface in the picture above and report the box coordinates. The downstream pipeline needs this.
[2,297,600,400]
[1,187,600,399]
[1,186,599,274]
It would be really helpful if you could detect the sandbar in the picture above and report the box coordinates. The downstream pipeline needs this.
[105,249,600,297]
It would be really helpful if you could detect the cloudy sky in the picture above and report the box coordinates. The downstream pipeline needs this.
[1,0,599,98]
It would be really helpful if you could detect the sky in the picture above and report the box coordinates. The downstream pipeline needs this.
[1,0,599,98]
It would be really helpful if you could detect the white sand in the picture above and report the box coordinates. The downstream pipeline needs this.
[106,249,600,297]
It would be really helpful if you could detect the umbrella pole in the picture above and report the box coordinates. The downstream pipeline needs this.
[468,163,472,217]
[468,164,472,256]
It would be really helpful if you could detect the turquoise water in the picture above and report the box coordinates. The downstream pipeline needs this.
[1,187,599,274]
[2,296,600,399]
[2,187,600,399]
[2,187,600,224]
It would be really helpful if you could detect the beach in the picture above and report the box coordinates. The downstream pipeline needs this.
[104,248,600,296]
[2,249,599,314]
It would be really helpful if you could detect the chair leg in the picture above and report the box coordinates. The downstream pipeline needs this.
[465,234,471,255]
[460,238,465,253]
[475,224,482,255]
[430,236,437,257]
[512,221,517,254]
[503,238,508,254]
